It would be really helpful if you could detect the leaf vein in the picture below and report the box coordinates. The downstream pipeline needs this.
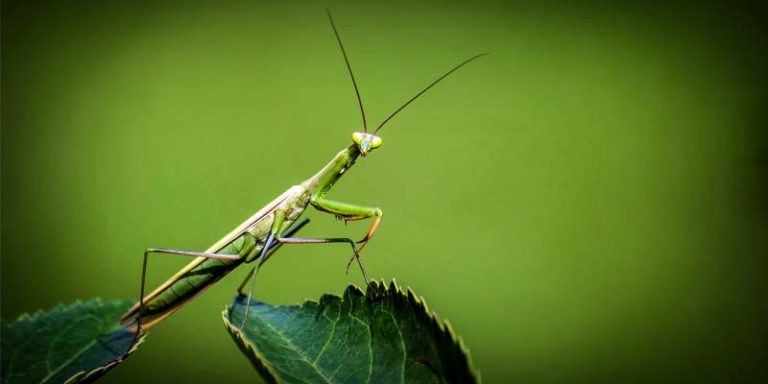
[388,311,406,384]
[41,332,101,382]
[348,313,373,384]
[313,314,337,364]
[255,313,334,384]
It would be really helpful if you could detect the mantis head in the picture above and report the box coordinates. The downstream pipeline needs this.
[352,132,383,156]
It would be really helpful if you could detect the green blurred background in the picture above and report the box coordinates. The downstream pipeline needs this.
[2,0,767,382]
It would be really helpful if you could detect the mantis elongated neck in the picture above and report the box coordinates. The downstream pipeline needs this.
[304,144,361,198]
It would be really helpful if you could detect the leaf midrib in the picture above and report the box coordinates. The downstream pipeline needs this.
[41,324,102,383]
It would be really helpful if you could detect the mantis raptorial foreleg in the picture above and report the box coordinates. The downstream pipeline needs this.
[310,196,383,272]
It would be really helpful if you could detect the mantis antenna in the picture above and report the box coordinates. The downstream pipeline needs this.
[327,9,487,136]
[326,9,368,133]
[374,53,488,134]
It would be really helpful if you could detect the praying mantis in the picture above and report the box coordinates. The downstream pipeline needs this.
[118,10,486,337]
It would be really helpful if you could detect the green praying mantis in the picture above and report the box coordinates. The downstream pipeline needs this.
[118,11,486,337]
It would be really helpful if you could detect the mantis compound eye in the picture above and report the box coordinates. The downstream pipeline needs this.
[369,135,383,148]
[352,132,383,155]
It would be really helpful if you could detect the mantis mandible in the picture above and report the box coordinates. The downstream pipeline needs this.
[118,11,485,337]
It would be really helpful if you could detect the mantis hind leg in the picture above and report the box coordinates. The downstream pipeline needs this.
[121,247,243,360]
[135,249,241,328]
[129,220,315,345]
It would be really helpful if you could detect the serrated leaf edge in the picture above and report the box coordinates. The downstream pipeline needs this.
[223,279,480,383]
[222,310,280,384]
[63,332,147,384]
[1,298,131,329]
[396,280,480,383]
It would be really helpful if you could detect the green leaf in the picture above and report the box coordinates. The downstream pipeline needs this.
[223,280,479,384]
[1,299,145,384]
